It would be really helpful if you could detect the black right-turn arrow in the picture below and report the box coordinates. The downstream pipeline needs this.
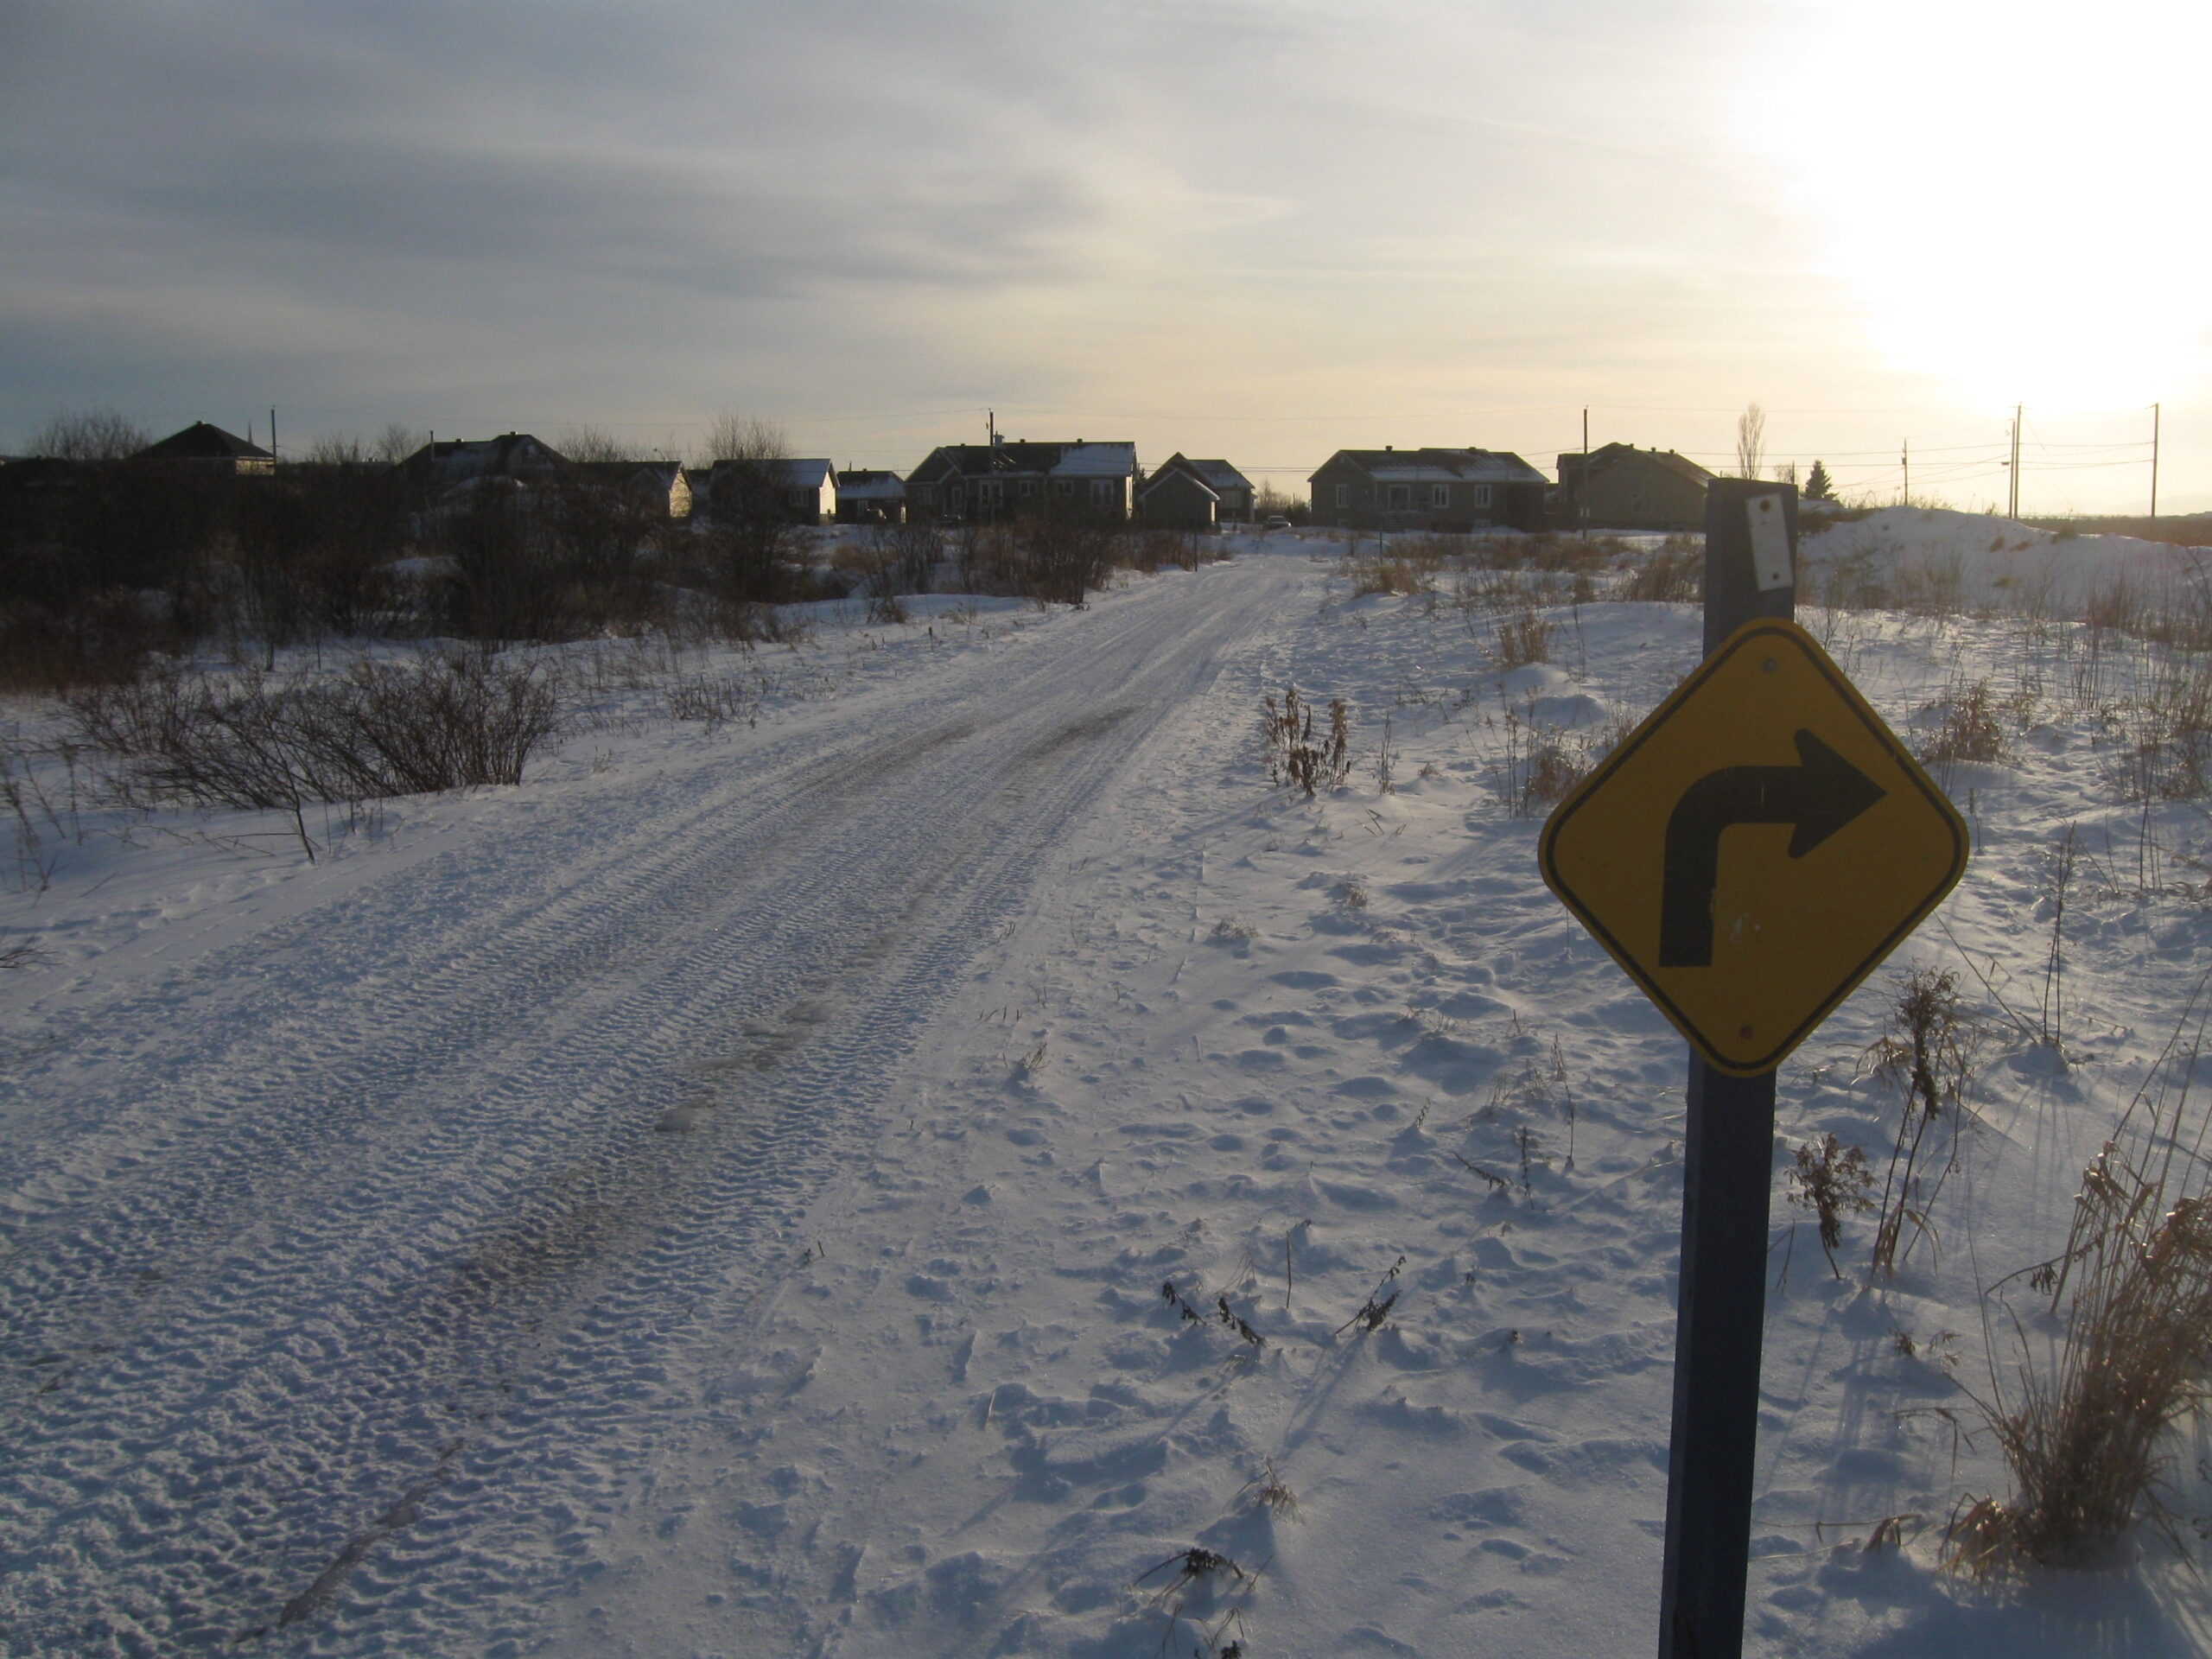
[1659,729,1885,968]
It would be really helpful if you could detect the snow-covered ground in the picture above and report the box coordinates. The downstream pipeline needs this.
[7,521,2212,1656]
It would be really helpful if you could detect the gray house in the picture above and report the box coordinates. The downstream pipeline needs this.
[1138,467,1219,531]
[1150,454,1254,523]
[137,422,276,475]
[1307,447,1548,531]
[706,457,836,525]
[1554,443,1714,531]
[835,469,907,524]
[566,458,691,518]
[400,433,565,497]
[905,439,1138,523]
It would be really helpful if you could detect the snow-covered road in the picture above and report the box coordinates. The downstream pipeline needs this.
[15,522,2212,1659]
[0,556,1300,1654]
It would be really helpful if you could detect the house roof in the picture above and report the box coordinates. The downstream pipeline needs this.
[836,470,906,500]
[1051,442,1138,479]
[1314,448,1548,486]
[703,457,833,491]
[1160,454,1250,493]
[906,441,1138,484]
[404,434,565,479]
[1570,443,1717,486]
[567,459,682,485]
[1141,468,1220,502]
[137,422,274,462]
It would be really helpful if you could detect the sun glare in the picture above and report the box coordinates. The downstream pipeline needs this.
[1746,0,2212,409]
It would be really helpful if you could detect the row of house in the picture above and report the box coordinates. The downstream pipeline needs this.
[60,422,1720,535]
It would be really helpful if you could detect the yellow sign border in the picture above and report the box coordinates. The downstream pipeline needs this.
[1539,618,1969,1076]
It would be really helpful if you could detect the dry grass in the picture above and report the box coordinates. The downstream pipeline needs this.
[1262,685,1351,797]
[1947,980,2212,1575]
[1344,543,1446,596]
[1915,677,2012,778]
[1490,604,1553,669]
[1609,537,1701,603]
[1864,967,1978,1278]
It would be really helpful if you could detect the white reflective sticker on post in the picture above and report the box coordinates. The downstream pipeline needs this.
[1746,493,1792,591]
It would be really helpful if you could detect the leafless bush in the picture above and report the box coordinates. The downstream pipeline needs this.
[2108,654,2212,803]
[0,591,173,691]
[67,653,563,810]
[1491,604,1553,668]
[1864,968,1977,1277]
[1948,985,2212,1576]
[1020,513,1116,606]
[1262,685,1351,797]
[29,408,149,461]
[1474,530,1619,576]
[1610,537,1702,603]
[1915,677,2010,780]
[1344,541,1444,596]
[1788,1134,1874,1278]
[1486,706,1589,817]
[1128,530,1204,573]
[664,671,758,728]
[949,516,1113,607]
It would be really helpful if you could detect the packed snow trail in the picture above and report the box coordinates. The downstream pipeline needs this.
[0,557,1298,1655]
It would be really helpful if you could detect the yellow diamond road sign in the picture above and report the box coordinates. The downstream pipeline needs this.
[1540,618,1968,1076]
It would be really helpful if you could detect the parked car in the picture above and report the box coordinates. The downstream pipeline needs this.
[1262,515,1292,532]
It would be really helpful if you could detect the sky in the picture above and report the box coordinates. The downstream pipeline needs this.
[2,0,2206,513]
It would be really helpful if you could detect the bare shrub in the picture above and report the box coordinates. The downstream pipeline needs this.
[2109,655,2212,804]
[1344,543,1442,596]
[1487,706,1589,817]
[1491,604,1553,668]
[1610,537,1702,603]
[1019,513,1116,607]
[1237,1457,1300,1519]
[29,408,149,461]
[1262,685,1351,797]
[1864,968,1977,1277]
[1788,1134,1874,1278]
[0,590,171,691]
[1915,677,2009,779]
[1948,988,2212,1575]
[664,671,758,728]
[700,414,796,604]
[68,653,563,809]
[1129,530,1204,573]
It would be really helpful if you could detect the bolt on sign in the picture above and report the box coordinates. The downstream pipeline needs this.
[1540,618,1968,1076]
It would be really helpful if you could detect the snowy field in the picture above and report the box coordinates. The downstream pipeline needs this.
[7,516,2212,1656]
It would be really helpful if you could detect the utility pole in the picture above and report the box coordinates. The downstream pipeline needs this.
[2009,404,2023,520]
[2152,403,2161,520]
[1901,439,1909,508]
[270,407,278,465]
[1581,406,1591,538]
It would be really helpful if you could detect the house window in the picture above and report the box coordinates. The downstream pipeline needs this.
[1090,479,1114,505]
[1386,484,1412,511]
[1335,484,1351,509]
[1019,479,1037,498]
[949,486,965,513]
[1472,485,1492,508]
[1432,485,1451,508]
[1054,479,1075,499]
[977,480,1004,508]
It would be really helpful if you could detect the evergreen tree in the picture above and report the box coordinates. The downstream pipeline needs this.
[1805,459,1836,502]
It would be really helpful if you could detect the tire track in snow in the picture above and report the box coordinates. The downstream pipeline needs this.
[0,562,1296,1655]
